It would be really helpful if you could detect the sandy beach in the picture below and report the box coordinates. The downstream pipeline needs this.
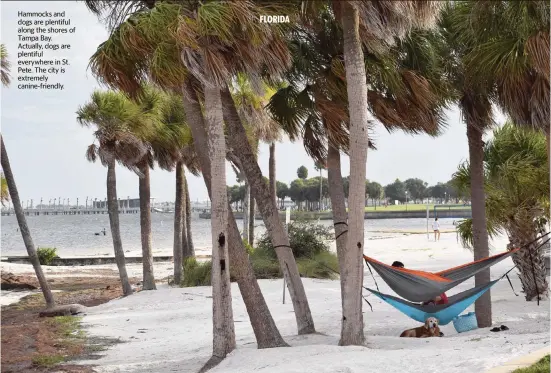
[4,231,548,373]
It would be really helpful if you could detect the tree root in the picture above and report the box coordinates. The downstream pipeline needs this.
[39,304,86,317]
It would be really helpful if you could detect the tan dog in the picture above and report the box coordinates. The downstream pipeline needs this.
[400,317,441,338]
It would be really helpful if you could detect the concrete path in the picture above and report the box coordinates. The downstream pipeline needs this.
[486,346,550,373]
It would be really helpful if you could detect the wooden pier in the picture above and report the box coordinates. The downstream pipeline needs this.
[1,207,141,216]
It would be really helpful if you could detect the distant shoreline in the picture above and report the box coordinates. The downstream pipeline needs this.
[200,208,472,220]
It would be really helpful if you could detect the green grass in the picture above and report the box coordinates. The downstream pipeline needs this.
[512,355,550,373]
[31,316,85,368]
[32,354,65,367]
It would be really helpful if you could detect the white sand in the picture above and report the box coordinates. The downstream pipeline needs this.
[56,232,549,373]
[2,233,549,372]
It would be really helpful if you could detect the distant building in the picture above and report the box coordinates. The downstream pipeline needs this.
[93,198,148,209]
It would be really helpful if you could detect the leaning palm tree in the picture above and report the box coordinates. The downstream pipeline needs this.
[85,1,292,349]
[76,90,151,296]
[1,138,56,308]
[230,75,281,245]
[453,123,549,301]
[87,1,316,337]
[1,45,55,308]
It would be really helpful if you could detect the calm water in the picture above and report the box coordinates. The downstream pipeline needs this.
[1,213,456,257]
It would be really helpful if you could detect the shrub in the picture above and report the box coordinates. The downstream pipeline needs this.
[182,257,212,287]
[180,249,339,287]
[37,247,59,265]
[297,251,339,280]
[255,220,334,259]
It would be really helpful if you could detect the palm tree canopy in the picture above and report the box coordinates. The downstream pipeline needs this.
[1,43,11,87]
[449,1,550,132]
[452,122,549,248]
[267,8,453,165]
[76,89,151,172]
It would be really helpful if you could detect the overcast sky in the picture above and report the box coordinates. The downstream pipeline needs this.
[1,1,507,205]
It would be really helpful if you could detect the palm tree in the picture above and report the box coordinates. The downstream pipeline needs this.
[76,90,150,296]
[229,75,281,245]
[1,138,55,307]
[453,1,550,159]
[453,123,549,301]
[1,44,10,86]
[85,1,296,347]
[268,5,450,344]
[336,0,444,345]
[151,90,199,284]
[88,1,316,336]
[0,45,55,307]
[438,4,503,328]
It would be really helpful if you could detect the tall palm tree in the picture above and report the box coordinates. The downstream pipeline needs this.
[1,138,56,308]
[439,4,500,328]
[230,75,281,245]
[267,4,448,344]
[453,123,549,301]
[77,90,151,296]
[87,1,316,336]
[151,90,199,284]
[85,1,290,349]
[1,45,55,307]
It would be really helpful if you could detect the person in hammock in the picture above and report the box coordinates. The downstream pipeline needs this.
[391,261,449,305]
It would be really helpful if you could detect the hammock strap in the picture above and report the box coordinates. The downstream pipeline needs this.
[505,274,518,296]
[335,230,348,240]
[364,259,382,295]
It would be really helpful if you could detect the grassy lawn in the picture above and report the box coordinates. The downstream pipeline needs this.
[363,204,471,212]
[512,355,550,373]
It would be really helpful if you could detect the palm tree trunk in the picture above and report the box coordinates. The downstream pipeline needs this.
[269,142,276,205]
[243,180,250,241]
[327,142,347,306]
[181,170,190,258]
[221,87,316,335]
[466,122,492,327]
[0,136,55,307]
[508,232,549,301]
[184,172,195,256]
[339,2,367,346]
[106,158,133,296]
[139,163,156,290]
[173,161,184,284]
[204,85,235,360]
[249,198,255,246]
[181,80,287,348]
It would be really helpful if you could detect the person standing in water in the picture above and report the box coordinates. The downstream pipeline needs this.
[432,217,440,241]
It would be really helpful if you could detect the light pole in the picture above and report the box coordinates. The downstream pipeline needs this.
[86,197,88,209]
[405,191,408,211]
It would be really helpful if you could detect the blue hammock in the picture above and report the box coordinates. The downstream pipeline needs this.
[365,279,499,325]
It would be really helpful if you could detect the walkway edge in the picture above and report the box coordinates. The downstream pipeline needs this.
[485,346,550,373]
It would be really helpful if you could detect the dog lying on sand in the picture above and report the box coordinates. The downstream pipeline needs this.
[400,317,442,338]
